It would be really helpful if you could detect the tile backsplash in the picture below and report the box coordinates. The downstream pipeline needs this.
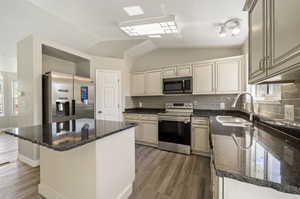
[126,94,238,110]
[243,81,300,121]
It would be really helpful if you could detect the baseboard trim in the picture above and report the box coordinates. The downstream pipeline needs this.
[116,183,133,199]
[39,183,67,199]
[18,153,40,167]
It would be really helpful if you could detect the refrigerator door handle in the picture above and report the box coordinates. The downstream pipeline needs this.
[72,99,76,115]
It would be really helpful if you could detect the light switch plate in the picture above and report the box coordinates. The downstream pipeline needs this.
[284,105,294,121]
[220,102,225,109]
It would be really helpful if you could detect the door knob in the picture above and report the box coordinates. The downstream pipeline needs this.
[98,111,102,114]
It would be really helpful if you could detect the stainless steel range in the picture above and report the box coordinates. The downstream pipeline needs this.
[158,102,193,155]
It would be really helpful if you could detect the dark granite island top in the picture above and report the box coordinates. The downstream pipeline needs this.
[210,115,300,195]
[2,118,136,151]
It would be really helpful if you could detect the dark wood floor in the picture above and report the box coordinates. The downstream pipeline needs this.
[0,133,211,199]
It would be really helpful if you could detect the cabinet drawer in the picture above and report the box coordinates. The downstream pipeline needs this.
[192,117,209,125]
[140,114,158,121]
[123,113,141,120]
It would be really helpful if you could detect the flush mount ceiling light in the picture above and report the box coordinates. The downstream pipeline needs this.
[123,6,144,16]
[217,18,241,38]
[119,15,179,37]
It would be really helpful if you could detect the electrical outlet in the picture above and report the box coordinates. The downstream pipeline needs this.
[220,102,225,109]
[284,105,294,121]
[193,100,198,106]
[139,102,143,108]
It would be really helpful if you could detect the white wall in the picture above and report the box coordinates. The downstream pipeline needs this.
[132,47,242,72]
[42,54,76,74]
[90,56,131,111]
[0,55,17,73]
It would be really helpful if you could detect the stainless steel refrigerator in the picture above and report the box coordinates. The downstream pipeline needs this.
[42,72,95,124]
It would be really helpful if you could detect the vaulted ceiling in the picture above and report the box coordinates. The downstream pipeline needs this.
[0,0,247,60]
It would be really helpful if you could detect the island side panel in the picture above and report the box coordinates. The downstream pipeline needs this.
[38,143,97,199]
[96,127,135,199]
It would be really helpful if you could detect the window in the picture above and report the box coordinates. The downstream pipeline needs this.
[0,76,4,116]
[251,143,281,184]
[249,83,281,102]
[12,80,19,115]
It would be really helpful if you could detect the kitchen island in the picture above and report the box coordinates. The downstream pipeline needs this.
[3,119,136,199]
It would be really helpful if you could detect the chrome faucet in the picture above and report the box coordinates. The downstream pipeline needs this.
[232,92,255,122]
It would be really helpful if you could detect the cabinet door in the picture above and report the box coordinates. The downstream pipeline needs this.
[215,59,241,94]
[135,122,144,142]
[193,63,215,94]
[268,0,300,76]
[141,121,158,144]
[248,0,267,83]
[176,65,192,77]
[213,135,242,173]
[131,73,145,96]
[191,125,210,154]
[163,67,177,78]
[145,70,162,95]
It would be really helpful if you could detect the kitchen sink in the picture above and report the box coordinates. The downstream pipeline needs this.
[216,116,252,127]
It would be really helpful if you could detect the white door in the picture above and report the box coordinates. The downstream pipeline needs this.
[96,70,122,121]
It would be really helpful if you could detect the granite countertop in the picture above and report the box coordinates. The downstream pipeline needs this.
[209,115,300,195]
[2,119,136,151]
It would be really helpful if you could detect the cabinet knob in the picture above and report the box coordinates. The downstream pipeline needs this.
[98,111,102,114]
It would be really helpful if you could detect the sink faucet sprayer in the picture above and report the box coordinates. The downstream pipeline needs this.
[232,92,255,122]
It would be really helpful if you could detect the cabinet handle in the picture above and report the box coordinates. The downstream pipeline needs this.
[259,59,264,70]
[265,56,270,67]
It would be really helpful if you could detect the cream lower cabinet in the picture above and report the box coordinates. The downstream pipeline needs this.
[124,114,158,146]
[212,176,300,199]
[213,135,242,174]
[191,117,210,156]
[140,121,158,145]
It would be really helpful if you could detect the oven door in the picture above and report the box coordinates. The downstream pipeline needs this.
[158,118,191,145]
[163,79,184,94]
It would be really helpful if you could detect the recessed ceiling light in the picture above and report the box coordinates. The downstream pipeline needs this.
[123,6,144,16]
[148,35,162,38]
[119,15,179,37]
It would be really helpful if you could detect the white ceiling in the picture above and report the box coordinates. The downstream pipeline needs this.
[0,0,247,60]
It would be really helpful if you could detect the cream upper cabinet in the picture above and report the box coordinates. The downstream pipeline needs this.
[247,0,300,83]
[248,0,268,83]
[193,62,215,94]
[176,65,192,77]
[162,67,177,78]
[268,0,300,76]
[131,73,145,96]
[145,70,162,95]
[215,58,241,94]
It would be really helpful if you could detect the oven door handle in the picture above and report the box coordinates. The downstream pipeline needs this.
[159,118,191,123]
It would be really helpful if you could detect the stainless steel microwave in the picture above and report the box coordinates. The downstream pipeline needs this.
[163,77,192,94]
